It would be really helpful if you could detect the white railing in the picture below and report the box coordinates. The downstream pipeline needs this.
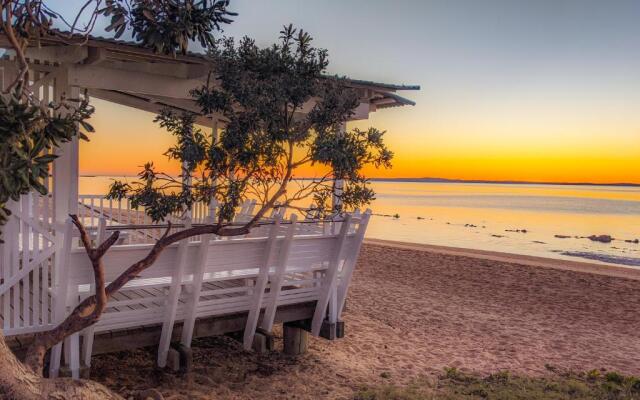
[77,195,329,244]
[78,195,216,245]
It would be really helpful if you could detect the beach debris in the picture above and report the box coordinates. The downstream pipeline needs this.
[587,234,613,243]
[625,239,639,244]
[506,229,527,233]
[554,234,571,239]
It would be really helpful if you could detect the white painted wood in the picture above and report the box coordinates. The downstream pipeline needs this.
[81,218,106,367]
[242,217,281,350]
[49,218,73,378]
[337,210,370,318]
[311,215,351,336]
[331,123,347,212]
[180,218,214,347]
[157,217,192,367]
[66,331,80,379]
[69,64,205,99]
[260,215,298,333]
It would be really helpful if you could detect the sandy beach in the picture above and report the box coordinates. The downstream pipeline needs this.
[93,241,640,399]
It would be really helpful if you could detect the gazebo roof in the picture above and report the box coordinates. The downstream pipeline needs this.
[0,33,419,124]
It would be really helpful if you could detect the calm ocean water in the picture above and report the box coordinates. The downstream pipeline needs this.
[80,177,640,267]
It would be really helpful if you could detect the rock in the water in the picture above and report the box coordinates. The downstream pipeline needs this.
[588,234,613,243]
[625,238,639,244]
[554,234,571,239]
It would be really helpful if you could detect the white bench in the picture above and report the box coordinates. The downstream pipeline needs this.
[51,210,371,378]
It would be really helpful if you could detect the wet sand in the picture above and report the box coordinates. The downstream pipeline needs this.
[93,242,640,399]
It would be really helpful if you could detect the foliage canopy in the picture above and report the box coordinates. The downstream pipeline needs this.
[109,25,393,225]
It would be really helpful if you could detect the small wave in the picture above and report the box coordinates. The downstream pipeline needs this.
[560,251,640,267]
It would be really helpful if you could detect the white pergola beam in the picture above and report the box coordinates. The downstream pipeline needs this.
[98,59,210,79]
[69,64,205,99]
[88,88,216,127]
[24,45,88,64]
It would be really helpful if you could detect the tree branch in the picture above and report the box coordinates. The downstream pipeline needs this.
[23,215,119,374]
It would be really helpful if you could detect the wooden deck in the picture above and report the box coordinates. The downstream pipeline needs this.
[5,277,341,358]
[7,300,320,358]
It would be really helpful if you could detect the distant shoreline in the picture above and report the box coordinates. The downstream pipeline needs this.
[369,177,640,188]
[80,175,640,188]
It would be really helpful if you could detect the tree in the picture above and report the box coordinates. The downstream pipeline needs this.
[0,2,391,399]
[109,24,392,225]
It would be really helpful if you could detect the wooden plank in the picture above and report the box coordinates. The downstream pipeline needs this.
[89,302,316,356]
[261,215,297,333]
[49,219,73,378]
[311,215,351,336]
[180,227,213,347]
[158,218,191,368]
[243,218,280,349]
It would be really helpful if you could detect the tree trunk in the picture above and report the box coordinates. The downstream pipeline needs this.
[0,331,123,400]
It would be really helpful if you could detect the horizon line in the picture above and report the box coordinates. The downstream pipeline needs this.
[79,174,640,188]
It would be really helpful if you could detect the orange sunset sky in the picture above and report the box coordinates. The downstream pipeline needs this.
[75,0,640,184]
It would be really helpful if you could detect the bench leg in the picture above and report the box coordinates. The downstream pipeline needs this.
[82,327,95,368]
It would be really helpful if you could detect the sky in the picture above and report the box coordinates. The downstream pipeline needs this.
[53,0,640,183]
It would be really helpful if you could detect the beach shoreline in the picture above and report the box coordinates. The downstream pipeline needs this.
[365,238,640,280]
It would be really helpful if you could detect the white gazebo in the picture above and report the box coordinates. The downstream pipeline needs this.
[0,34,418,378]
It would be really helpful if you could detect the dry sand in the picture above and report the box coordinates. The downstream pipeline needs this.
[93,242,640,399]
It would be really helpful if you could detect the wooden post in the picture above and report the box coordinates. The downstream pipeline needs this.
[260,214,297,333]
[242,217,280,350]
[337,210,371,318]
[283,323,309,356]
[311,214,351,336]
[180,216,213,347]
[81,218,107,369]
[331,122,346,213]
[208,121,219,218]
[53,69,80,223]
[157,217,192,367]
[49,218,73,378]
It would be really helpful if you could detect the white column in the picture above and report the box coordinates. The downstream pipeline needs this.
[208,119,219,217]
[53,69,80,223]
[331,122,346,213]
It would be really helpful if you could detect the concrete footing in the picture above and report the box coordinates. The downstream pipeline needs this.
[319,320,345,340]
[167,343,193,373]
[283,323,309,356]
[252,329,275,353]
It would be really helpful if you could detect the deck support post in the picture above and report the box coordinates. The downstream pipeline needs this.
[319,320,345,340]
[283,322,309,356]
[260,215,298,333]
[166,343,193,373]
[310,215,351,336]
[251,328,274,354]
[242,217,280,350]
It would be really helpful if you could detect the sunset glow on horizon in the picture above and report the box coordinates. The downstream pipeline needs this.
[75,0,640,184]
